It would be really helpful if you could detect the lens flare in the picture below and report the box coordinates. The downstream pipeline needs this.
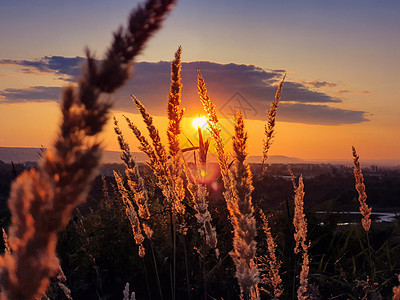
[192,116,208,130]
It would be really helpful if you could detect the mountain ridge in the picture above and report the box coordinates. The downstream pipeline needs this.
[0,146,398,166]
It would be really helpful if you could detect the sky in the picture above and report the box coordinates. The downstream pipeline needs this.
[0,0,399,161]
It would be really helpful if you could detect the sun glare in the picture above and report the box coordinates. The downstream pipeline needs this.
[192,116,208,130]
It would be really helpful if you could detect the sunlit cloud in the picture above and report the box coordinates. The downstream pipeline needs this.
[0,56,369,125]
[279,103,368,125]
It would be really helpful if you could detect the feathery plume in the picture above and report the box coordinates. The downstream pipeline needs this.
[56,267,72,300]
[230,110,260,298]
[183,125,217,249]
[197,70,233,206]
[0,1,176,297]
[114,117,150,220]
[298,251,310,300]
[114,171,146,256]
[2,229,10,254]
[258,210,283,298]
[130,96,186,215]
[101,176,110,203]
[123,282,136,300]
[292,175,310,300]
[132,95,169,168]
[183,162,217,249]
[166,46,186,216]
[167,46,184,158]
[293,175,307,254]
[124,116,161,176]
[352,146,372,231]
[124,116,175,207]
[261,75,286,174]
[199,72,259,297]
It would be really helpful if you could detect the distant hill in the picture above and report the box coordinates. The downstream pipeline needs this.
[0,147,147,164]
[247,155,305,164]
[0,147,43,163]
[0,146,304,165]
[0,146,398,166]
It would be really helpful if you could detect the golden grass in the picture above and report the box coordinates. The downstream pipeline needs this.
[198,71,259,298]
[352,146,372,231]
[114,117,150,220]
[261,74,286,175]
[292,175,310,300]
[1,229,10,255]
[122,48,186,220]
[258,210,283,298]
[183,153,218,250]
[114,171,146,257]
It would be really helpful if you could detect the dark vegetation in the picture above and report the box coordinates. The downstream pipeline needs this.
[0,161,400,299]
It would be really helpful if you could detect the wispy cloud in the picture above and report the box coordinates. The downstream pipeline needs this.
[306,80,337,88]
[0,56,85,79]
[279,103,368,125]
[0,56,369,125]
[0,86,61,102]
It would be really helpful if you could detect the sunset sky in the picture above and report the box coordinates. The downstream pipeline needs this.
[0,0,399,161]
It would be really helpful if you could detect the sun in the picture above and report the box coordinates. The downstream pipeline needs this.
[192,116,208,130]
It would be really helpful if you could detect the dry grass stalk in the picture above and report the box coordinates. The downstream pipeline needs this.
[198,72,260,297]
[261,75,286,174]
[183,161,217,250]
[259,210,283,298]
[167,46,184,159]
[114,117,150,220]
[124,116,162,177]
[292,175,310,300]
[123,48,187,219]
[182,124,217,251]
[123,282,136,300]
[0,1,176,298]
[125,106,171,194]
[352,146,372,231]
[166,46,185,216]
[230,110,260,298]
[56,267,73,300]
[2,229,10,254]
[132,95,169,168]
[197,70,234,209]
[101,176,110,203]
[298,250,310,300]
[130,95,186,217]
[114,171,146,257]
[393,275,400,300]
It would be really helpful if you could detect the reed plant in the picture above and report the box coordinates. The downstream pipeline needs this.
[114,117,151,221]
[183,131,218,251]
[198,71,260,299]
[258,210,283,299]
[1,229,10,255]
[113,171,146,257]
[352,146,372,232]
[261,75,286,176]
[117,46,189,299]
[292,175,310,300]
